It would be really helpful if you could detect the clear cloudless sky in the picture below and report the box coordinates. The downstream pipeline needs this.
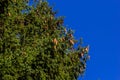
[30,0,120,80]
[47,0,120,80]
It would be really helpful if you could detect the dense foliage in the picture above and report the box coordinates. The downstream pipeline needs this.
[0,0,90,80]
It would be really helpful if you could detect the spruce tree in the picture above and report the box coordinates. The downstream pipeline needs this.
[0,0,90,80]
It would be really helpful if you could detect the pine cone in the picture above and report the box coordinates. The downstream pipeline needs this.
[53,38,58,45]
[69,39,74,45]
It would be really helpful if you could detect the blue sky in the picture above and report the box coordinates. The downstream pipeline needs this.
[47,0,120,80]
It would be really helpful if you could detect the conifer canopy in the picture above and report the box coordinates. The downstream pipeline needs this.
[0,0,90,80]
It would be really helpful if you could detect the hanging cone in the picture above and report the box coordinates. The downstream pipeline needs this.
[85,45,89,53]
[69,39,74,45]
[80,53,84,58]
[69,34,73,37]
[53,38,58,45]
[61,37,65,42]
